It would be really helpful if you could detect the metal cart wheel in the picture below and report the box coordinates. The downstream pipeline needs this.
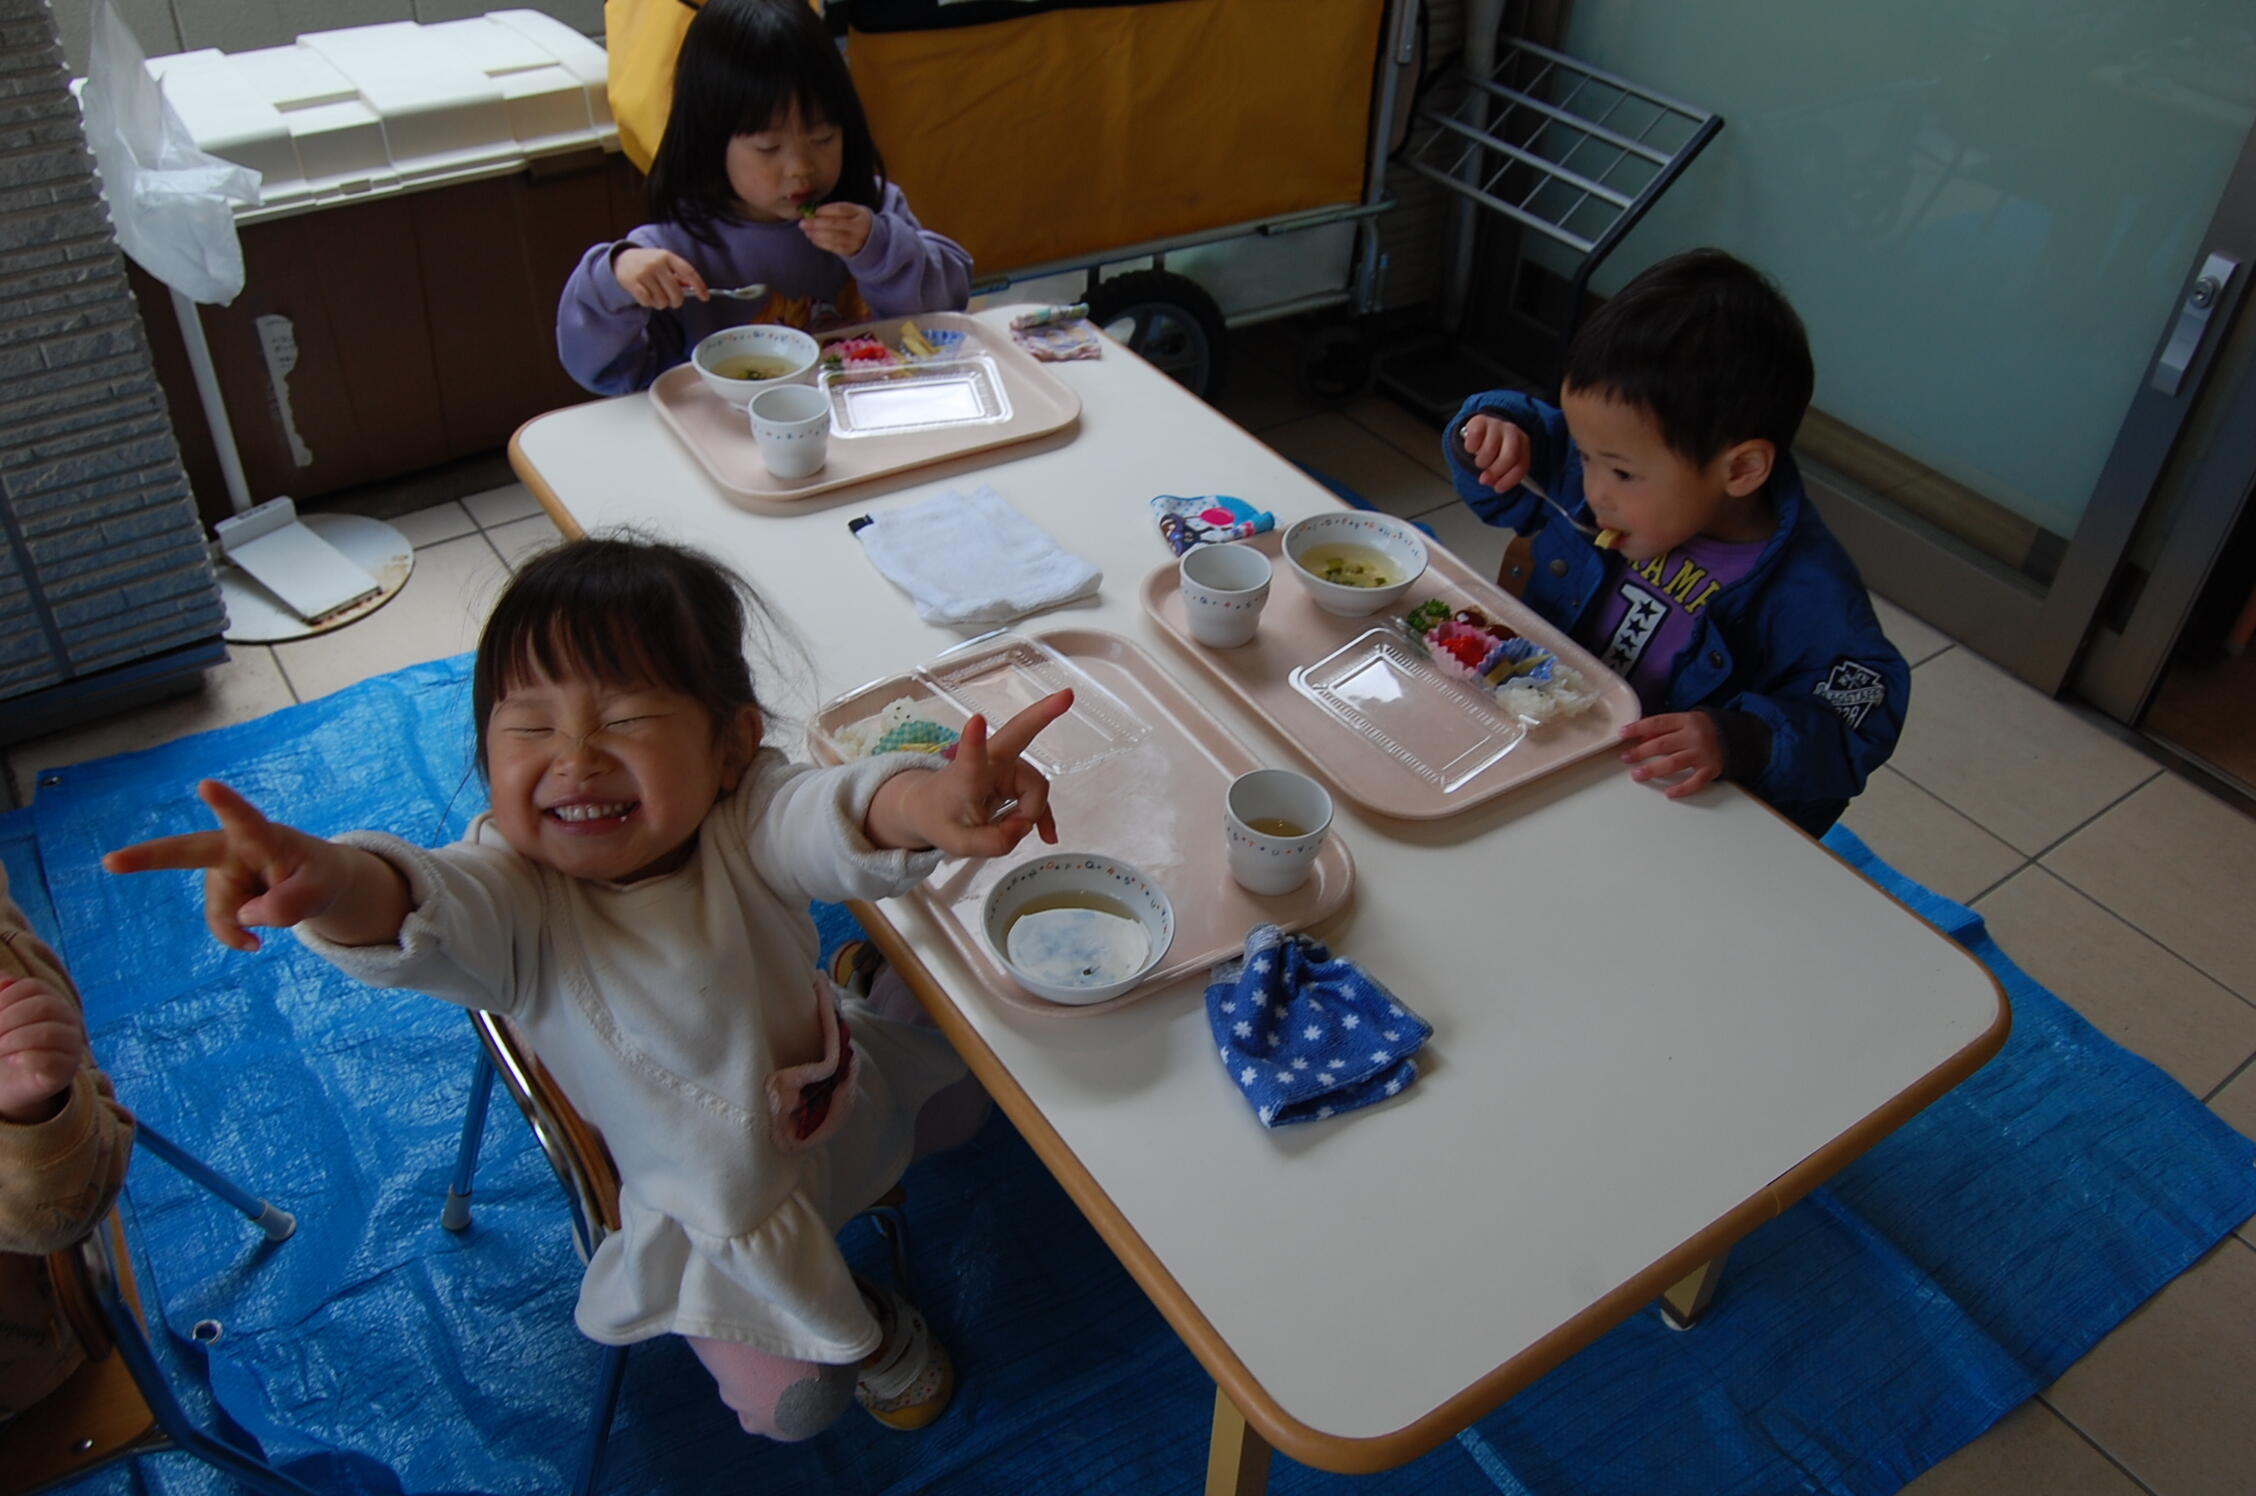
[1086,270,1229,400]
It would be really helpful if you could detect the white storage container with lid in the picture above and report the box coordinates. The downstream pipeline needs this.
[144,9,614,224]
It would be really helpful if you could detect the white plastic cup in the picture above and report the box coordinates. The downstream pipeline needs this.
[750,383,832,478]
[1224,768,1334,896]
[1178,542,1273,648]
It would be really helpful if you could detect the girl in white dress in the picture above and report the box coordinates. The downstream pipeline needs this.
[107,535,1071,1440]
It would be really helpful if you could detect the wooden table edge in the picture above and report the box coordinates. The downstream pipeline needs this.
[511,418,589,540]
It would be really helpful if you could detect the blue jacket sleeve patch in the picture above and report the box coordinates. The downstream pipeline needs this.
[1815,659,1889,730]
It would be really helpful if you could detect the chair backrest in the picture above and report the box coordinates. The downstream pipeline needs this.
[467,1010,907,1253]
[0,1217,163,1494]
[470,1011,622,1258]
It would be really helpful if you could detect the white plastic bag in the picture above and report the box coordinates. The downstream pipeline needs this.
[77,0,260,305]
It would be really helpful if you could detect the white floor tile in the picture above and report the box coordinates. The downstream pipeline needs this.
[1413,501,1510,585]
[1870,592,1952,666]
[1900,1399,2145,1496]
[462,483,543,529]
[2044,775,2256,1003]
[390,501,478,548]
[2206,1064,2256,1247]
[1259,414,1460,518]
[1974,866,2256,1097]
[2044,1238,2256,1496]
[1888,648,2160,855]
[269,535,508,703]
[1344,396,1451,481]
[1211,354,1320,435]
[1838,767,2025,906]
[7,646,298,800]
[486,513,565,571]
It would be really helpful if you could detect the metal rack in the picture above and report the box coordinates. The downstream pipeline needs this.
[1397,36,1723,367]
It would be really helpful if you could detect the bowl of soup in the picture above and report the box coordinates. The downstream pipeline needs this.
[1282,511,1430,616]
[982,852,1175,1005]
[691,324,820,407]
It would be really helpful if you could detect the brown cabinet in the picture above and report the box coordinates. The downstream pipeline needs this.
[132,149,645,529]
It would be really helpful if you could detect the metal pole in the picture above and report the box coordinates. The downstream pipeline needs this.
[169,285,255,516]
[1444,0,1511,333]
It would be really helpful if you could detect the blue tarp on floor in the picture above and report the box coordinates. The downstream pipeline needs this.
[19,654,2255,1495]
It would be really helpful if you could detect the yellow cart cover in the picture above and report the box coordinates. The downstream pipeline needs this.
[606,0,823,172]
[850,0,1387,275]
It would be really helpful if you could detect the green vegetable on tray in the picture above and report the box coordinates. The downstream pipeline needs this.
[1404,598,1453,635]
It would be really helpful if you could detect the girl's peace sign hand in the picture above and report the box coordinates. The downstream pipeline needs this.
[103,780,406,953]
[865,689,1073,859]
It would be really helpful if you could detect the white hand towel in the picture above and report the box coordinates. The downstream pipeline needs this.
[855,485,1102,628]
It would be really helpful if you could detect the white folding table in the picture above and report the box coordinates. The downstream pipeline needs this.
[510,309,2007,1491]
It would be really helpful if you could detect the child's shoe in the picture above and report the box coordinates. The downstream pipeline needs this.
[854,1280,954,1430]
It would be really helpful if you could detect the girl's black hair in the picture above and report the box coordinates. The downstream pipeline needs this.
[646,0,887,238]
[471,534,768,777]
[1561,248,1816,464]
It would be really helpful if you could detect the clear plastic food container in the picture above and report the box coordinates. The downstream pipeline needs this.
[821,355,1013,438]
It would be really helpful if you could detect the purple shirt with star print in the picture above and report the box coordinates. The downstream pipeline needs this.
[1578,532,1769,713]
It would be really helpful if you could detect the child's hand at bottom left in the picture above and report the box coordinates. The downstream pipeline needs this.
[865,689,1073,858]
[1619,712,1726,799]
[0,976,89,1125]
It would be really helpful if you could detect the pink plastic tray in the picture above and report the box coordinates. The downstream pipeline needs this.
[650,312,1081,506]
[808,628,1355,1016]
[1140,528,1640,819]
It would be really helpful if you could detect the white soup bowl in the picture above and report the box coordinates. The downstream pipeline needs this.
[1281,512,1430,617]
[981,852,1174,1005]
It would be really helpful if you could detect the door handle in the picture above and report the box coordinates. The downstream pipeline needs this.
[2150,252,2240,396]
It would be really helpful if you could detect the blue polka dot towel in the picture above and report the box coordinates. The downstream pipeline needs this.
[1206,924,1432,1127]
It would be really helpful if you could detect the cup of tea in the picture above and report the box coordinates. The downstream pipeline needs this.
[750,383,832,479]
[1224,768,1334,895]
[1178,542,1273,648]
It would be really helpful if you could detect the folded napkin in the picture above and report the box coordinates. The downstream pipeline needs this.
[854,485,1102,628]
[1206,925,1433,1127]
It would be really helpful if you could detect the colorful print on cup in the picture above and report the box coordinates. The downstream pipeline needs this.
[1178,541,1273,648]
[1224,767,1334,895]
[750,382,832,479]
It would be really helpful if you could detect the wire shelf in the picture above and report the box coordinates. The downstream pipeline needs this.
[1400,38,1722,336]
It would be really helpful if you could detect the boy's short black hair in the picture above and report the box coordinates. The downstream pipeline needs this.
[1561,248,1815,464]
[472,534,767,778]
[646,0,887,238]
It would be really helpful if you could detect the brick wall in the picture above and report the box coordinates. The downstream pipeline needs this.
[0,0,222,709]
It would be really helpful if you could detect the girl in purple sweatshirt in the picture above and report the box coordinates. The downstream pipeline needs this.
[557,0,972,395]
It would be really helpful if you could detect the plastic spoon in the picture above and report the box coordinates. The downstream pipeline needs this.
[710,283,769,302]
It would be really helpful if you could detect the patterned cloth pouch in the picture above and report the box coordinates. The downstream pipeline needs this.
[767,977,859,1152]
[1152,494,1276,555]
[1205,924,1432,1127]
[1010,319,1104,361]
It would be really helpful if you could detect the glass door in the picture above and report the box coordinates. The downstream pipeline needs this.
[1532,1,2256,691]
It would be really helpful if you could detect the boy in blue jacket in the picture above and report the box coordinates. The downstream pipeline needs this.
[1448,248,1906,836]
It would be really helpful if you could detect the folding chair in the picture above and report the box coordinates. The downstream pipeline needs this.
[443,1010,912,1496]
[0,1123,315,1496]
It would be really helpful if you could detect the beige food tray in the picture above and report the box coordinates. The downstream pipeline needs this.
[649,311,1080,505]
[1140,529,1639,820]
[808,628,1355,1016]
